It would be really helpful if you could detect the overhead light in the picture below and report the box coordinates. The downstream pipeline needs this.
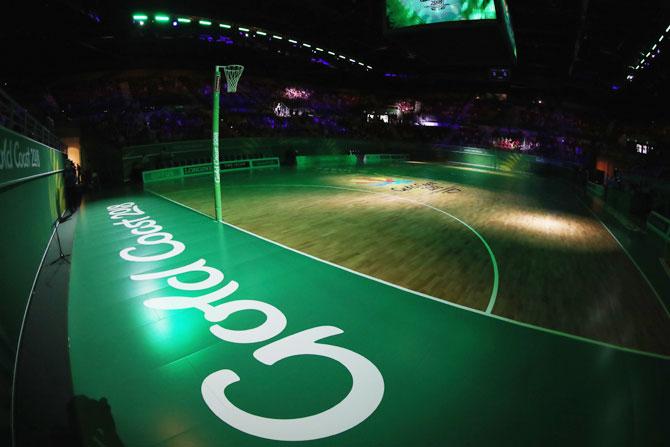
[272,35,283,39]
[338,55,346,59]
[349,58,356,63]
[239,27,250,32]
[177,18,191,23]
[652,44,657,50]
[288,39,298,44]
[327,51,336,55]
[155,15,170,22]
[660,35,665,42]
[315,47,324,52]
[358,62,364,66]
[219,23,231,28]
[133,14,148,21]
[302,43,312,48]
[366,65,372,69]
[666,24,670,33]
[256,31,267,36]
[199,20,212,26]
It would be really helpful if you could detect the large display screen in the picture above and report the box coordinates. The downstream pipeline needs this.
[386,0,497,29]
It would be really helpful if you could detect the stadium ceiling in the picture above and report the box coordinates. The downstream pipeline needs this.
[1,0,668,100]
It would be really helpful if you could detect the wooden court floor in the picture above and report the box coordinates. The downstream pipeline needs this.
[148,162,670,355]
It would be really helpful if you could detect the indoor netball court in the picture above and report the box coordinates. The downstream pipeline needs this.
[59,159,669,445]
[3,0,670,445]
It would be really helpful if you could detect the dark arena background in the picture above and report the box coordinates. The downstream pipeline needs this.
[1,1,669,445]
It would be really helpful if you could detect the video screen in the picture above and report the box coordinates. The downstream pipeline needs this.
[386,0,497,29]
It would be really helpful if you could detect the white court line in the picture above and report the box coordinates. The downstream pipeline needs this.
[10,211,66,447]
[227,182,499,312]
[146,188,670,360]
[575,195,670,319]
[661,258,670,278]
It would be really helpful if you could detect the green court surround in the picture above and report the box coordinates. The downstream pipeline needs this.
[68,192,669,446]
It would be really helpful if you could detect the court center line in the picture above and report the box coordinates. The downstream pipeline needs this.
[146,188,670,360]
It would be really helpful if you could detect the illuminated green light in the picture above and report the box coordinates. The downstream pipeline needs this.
[155,15,170,22]
[327,51,336,55]
[199,20,212,26]
[315,47,324,52]
[239,27,250,32]
[219,23,231,29]
[133,14,148,21]
[288,39,298,44]
[484,2,496,17]
[177,18,191,23]
[257,31,267,36]
[302,43,311,48]
[272,35,283,40]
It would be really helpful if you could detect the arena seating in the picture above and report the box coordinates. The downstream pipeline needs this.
[34,71,668,166]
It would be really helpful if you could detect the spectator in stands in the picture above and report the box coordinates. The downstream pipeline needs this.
[63,160,80,216]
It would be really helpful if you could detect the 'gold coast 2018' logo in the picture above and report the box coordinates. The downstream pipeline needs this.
[352,177,461,194]
[106,202,384,442]
[352,177,414,187]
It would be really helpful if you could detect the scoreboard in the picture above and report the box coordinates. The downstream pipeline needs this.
[386,0,497,29]
[384,0,517,66]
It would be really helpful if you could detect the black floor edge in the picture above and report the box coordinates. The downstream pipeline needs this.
[12,210,79,446]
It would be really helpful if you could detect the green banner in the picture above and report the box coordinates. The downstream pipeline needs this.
[437,146,564,173]
[122,138,418,180]
[364,153,409,164]
[0,124,64,351]
[142,167,183,183]
[143,158,280,184]
[296,155,358,168]
[0,125,64,186]
[252,159,281,168]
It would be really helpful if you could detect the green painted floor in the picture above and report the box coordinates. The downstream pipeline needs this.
[68,190,670,446]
